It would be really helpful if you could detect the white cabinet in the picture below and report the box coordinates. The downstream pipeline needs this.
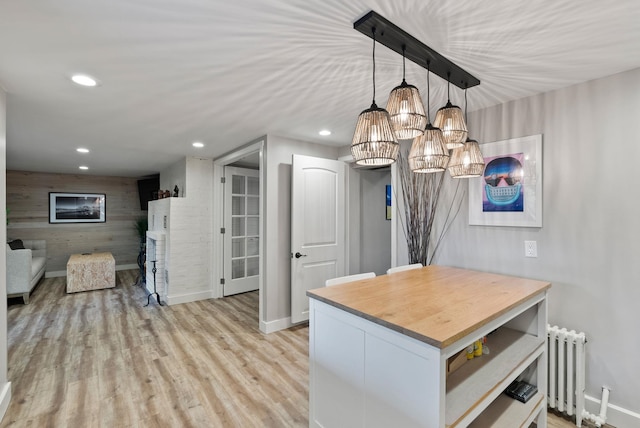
[307,266,550,428]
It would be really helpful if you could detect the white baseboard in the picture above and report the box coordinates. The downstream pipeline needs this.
[45,270,66,278]
[165,290,214,306]
[585,393,640,428]
[46,264,140,278]
[0,382,12,422]
[116,264,138,271]
[260,316,295,334]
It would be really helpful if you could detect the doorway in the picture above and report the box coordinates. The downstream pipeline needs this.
[213,139,265,327]
[223,165,260,296]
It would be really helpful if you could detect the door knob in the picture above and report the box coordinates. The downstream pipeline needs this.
[294,252,307,259]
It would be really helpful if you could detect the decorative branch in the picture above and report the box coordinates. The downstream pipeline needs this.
[395,150,464,265]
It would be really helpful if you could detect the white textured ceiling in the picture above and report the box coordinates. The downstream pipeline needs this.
[1,0,639,177]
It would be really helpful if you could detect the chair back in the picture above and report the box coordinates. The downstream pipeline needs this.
[386,263,423,275]
[325,272,375,287]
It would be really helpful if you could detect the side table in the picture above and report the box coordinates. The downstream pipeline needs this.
[67,252,116,293]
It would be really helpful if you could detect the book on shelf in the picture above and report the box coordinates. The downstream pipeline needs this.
[504,380,538,403]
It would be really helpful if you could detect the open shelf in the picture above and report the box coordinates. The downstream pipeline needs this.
[468,392,545,428]
[445,327,544,427]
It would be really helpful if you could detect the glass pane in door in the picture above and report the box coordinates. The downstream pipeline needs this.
[247,176,259,195]
[232,175,245,194]
[232,238,245,257]
[246,256,259,277]
[247,237,259,256]
[232,217,245,237]
[246,217,259,236]
[232,196,245,215]
[246,196,259,215]
[232,259,245,279]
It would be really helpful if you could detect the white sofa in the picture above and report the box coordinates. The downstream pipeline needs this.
[6,240,47,304]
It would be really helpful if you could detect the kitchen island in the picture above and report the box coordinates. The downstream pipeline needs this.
[307,265,551,428]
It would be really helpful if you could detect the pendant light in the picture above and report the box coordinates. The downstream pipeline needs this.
[386,46,427,140]
[408,62,449,173]
[351,28,399,166]
[448,88,485,178]
[433,73,467,149]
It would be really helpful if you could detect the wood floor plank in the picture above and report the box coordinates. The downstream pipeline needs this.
[64,375,100,426]
[1,270,586,428]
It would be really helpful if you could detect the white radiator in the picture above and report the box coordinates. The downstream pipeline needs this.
[547,324,587,427]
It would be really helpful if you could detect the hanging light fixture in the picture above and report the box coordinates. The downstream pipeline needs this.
[433,73,467,150]
[448,88,485,178]
[408,62,449,173]
[351,27,399,166]
[386,45,427,140]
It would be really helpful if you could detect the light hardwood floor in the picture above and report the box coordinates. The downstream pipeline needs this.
[2,270,581,427]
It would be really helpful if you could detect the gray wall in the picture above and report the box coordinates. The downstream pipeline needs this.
[359,169,391,275]
[263,135,339,323]
[160,157,186,197]
[435,68,640,419]
[7,171,144,272]
[348,168,392,276]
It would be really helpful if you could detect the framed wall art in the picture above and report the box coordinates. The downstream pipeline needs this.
[49,192,106,223]
[386,184,392,220]
[468,134,542,227]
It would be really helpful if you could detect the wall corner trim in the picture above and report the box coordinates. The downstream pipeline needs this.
[260,317,296,334]
[0,382,12,421]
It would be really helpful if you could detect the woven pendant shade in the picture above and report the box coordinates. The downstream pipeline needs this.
[448,138,485,178]
[408,124,449,173]
[387,80,427,140]
[433,101,467,149]
[351,103,399,166]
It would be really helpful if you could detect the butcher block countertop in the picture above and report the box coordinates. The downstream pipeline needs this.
[307,265,551,349]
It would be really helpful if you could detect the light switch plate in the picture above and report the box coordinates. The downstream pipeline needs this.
[525,241,537,257]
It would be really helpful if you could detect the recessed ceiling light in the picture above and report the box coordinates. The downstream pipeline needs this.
[192,141,204,148]
[71,74,98,87]
[76,148,90,153]
[319,130,331,136]
[79,166,89,170]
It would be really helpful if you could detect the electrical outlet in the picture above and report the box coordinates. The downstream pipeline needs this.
[525,241,537,258]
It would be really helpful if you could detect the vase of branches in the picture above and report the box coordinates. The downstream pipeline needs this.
[395,150,464,266]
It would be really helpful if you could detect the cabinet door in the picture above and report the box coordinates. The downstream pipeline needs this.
[364,334,443,428]
[310,308,365,428]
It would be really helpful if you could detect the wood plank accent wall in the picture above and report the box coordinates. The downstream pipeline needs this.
[6,170,146,272]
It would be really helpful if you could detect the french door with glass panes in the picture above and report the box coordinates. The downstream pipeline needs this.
[223,166,260,296]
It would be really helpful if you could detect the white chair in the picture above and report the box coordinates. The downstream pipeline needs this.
[7,239,47,304]
[325,272,375,287]
[386,263,423,275]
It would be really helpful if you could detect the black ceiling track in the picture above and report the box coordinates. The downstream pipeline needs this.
[354,11,480,89]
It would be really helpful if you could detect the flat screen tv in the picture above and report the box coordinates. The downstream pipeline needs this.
[137,175,160,211]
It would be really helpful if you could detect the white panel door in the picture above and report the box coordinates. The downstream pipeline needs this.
[291,155,346,323]
[224,166,260,296]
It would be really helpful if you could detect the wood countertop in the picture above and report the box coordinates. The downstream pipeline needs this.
[307,265,551,349]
